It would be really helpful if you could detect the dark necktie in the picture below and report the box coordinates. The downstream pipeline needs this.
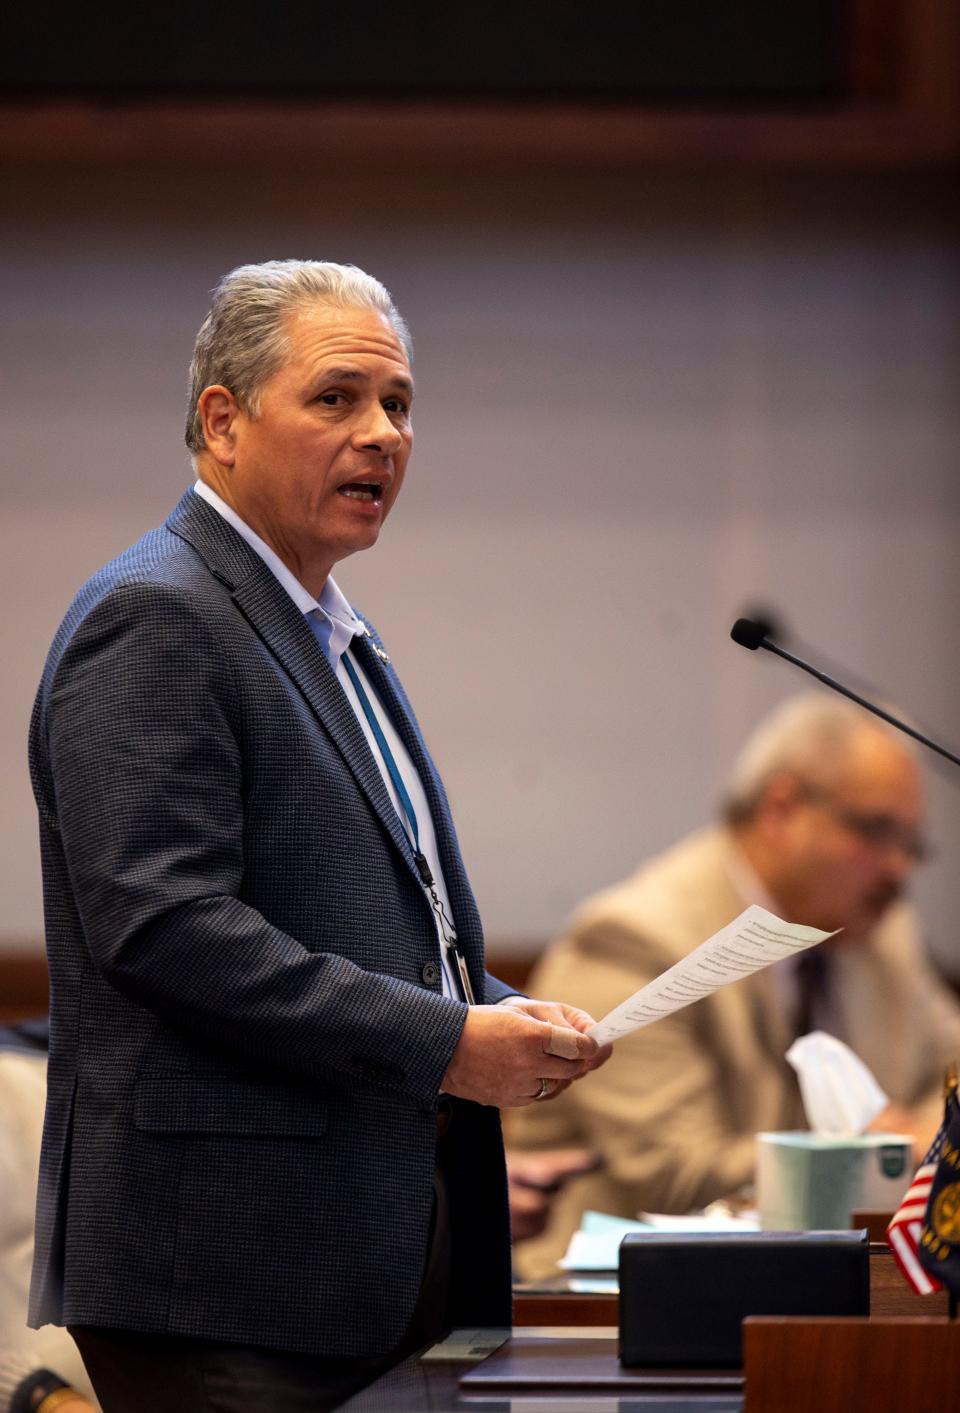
[794,947,830,1039]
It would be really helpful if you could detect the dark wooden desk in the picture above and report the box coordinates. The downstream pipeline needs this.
[338,1328,745,1411]
[341,1247,946,1409]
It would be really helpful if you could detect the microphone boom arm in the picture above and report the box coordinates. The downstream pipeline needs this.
[760,641,960,769]
[730,618,960,770]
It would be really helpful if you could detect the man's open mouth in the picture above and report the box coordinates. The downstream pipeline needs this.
[339,482,383,502]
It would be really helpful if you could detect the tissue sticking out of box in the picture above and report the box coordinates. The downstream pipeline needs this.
[786,1031,889,1136]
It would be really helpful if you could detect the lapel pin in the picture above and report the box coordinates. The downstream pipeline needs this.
[360,624,391,664]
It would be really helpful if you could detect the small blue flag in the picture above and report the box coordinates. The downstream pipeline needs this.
[918,1084,960,1296]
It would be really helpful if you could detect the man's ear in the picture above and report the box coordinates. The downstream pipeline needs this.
[197,385,241,465]
[759,773,805,829]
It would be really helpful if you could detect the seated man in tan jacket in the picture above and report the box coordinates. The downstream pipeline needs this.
[508,695,960,1278]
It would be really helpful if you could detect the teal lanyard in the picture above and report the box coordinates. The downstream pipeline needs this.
[342,653,429,879]
[341,651,475,1004]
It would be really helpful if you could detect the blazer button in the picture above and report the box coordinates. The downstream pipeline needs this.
[421,962,440,986]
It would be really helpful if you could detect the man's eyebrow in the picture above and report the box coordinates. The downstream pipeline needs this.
[316,367,415,396]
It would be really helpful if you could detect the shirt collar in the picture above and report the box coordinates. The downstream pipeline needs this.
[193,480,366,655]
[724,833,827,988]
[722,831,780,916]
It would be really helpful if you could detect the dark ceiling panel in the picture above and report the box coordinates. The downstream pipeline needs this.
[1,1,841,99]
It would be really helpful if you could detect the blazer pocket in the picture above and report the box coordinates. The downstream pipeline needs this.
[133,1076,329,1137]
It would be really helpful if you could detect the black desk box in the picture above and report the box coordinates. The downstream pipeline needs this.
[619,1229,869,1367]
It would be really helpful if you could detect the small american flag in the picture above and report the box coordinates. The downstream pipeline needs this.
[886,1120,947,1295]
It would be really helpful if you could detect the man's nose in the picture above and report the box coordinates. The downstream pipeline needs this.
[882,839,918,883]
[353,403,403,455]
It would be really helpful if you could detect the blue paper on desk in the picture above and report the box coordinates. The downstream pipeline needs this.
[560,1207,760,1271]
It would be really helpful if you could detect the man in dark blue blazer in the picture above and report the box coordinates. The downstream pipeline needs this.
[29,260,606,1411]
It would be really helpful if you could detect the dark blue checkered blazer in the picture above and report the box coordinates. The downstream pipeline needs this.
[28,489,514,1356]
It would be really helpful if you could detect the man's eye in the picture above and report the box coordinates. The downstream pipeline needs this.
[317,392,345,406]
[383,398,410,415]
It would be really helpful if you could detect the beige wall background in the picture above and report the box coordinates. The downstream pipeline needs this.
[2,164,958,968]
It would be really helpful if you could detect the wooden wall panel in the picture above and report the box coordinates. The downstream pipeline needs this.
[1,0,956,168]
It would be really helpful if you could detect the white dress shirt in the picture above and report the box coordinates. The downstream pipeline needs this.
[724,835,844,1040]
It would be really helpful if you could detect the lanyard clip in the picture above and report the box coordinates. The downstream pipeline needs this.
[447,938,477,1006]
[414,851,435,887]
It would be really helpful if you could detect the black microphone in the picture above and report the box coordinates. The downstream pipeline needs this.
[731,618,768,651]
[730,617,960,770]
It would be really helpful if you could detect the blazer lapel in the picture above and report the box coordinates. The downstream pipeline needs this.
[165,490,422,888]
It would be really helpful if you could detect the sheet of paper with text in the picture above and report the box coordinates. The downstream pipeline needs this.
[587,905,836,1046]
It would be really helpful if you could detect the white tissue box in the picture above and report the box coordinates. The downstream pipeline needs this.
[757,1131,912,1230]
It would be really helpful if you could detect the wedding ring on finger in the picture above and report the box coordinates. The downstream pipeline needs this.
[535,1077,552,1101]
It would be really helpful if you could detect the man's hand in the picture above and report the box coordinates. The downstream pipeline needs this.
[441,1002,606,1108]
[866,1102,915,1136]
[506,1147,603,1242]
[507,1146,603,1193]
[866,1101,934,1166]
[498,997,612,1076]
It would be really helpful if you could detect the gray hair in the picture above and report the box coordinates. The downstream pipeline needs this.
[723,693,909,825]
[185,259,412,453]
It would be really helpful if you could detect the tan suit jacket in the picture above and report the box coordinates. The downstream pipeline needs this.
[0,1051,97,1409]
[508,827,960,1279]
